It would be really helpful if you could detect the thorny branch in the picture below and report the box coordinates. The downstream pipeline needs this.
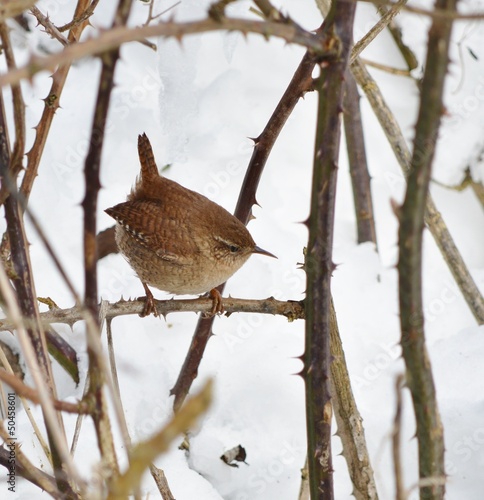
[169,39,319,414]
[21,0,92,205]
[29,6,69,46]
[351,58,484,324]
[0,16,337,88]
[57,0,100,32]
[0,21,25,204]
[397,0,457,495]
[0,296,305,331]
[80,0,133,479]
[0,70,77,496]
[304,0,356,495]
[343,70,377,245]
[0,369,89,414]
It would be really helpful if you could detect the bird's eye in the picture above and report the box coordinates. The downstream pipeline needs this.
[229,245,240,253]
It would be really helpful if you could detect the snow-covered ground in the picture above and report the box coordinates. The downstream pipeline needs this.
[1,0,484,498]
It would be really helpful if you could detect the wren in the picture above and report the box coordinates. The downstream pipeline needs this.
[105,133,275,316]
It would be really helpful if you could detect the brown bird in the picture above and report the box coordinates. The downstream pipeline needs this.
[105,133,275,316]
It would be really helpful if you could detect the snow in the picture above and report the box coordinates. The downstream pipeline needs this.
[1,0,484,498]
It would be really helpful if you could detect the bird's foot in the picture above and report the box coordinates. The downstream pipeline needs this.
[139,283,159,317]
[201,288,224,318]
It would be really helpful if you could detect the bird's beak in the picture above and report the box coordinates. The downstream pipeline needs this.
[253,246,277,259]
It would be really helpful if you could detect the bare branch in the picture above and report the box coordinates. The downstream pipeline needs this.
[0,257,84,496]
[0,0,35,21]
[106,317,175,499]
[107,380,212,499]
[57,0,100,32]
[372,0,418,71]
[0,428,62,499]
[397,0,456,495]
[21,0,93,205]
[0,97,78,494]
[0,369,89,413]
[0,17,334,88]
[0,296,305,331]
[81,0,133,479]
[358,58,413,77]
[351,58,484,324]
[352,0,406,63]
[0,21,26,204]
[170,45,317,412]
[359,0,484,20]
[392,375,405,500]
[29,6,69,46]
[329,299,379,500]
[343,71,377,245]
[305,1,356,496]
[149,464,176,500]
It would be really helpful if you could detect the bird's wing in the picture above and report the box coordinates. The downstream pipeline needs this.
[105,200,199,264]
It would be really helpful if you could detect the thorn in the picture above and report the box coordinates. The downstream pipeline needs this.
[174,30,184,45]
[293,357,307,378]
[390,198,401,219]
